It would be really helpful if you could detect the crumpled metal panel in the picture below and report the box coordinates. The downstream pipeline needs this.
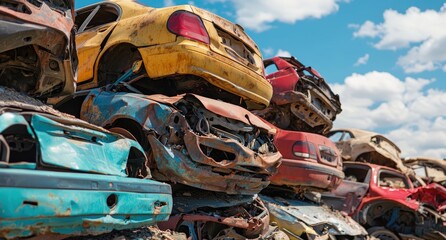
[0,111,144,176]
[405,157,446,186]
[261,195,368,239]
[158,187,287,240]
[256,56,342,134]
[0,98,172,239]
[79,89,281,195]
[329,128,413,175]
[31,113,140,176]
[0,0,77,97]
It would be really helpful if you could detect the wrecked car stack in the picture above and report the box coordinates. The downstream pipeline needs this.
[252,55,370,239]
[323,162,446,240]
[1,0,445,239]
[0,87,173,239]
[54,0,285,239]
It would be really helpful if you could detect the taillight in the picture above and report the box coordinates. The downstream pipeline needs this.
[167,10,210,44]
[319,145,337,163]
[292,141,317,159]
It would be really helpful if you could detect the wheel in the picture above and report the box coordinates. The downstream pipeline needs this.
[367,227,400,240]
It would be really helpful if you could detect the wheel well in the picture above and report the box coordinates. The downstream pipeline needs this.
[108,118,152,178]
[54,93,88,118]
[127,146,150,179]
[361,201,416,231]
[109,118,149,149]
[97,43,142,87]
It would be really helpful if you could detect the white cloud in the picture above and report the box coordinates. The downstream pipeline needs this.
[333,71,446,158]
[352,4,446,73]
[354,54,369,66]
[164,0,175,7]
[263,47,274,57]
[275,49,292,57]
[226,0,340,32]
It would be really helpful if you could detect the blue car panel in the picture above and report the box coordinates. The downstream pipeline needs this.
[0,96,172,239]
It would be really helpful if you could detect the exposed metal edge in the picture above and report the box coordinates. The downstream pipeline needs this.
[0,169,171,194]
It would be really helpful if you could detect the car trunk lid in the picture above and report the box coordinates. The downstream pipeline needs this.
[189,6,263,75]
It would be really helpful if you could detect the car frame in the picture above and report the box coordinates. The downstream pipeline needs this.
[55,68,281,195]
[0,0,77,98]
[268,126,344,191]
[405,157,446,187]
[158,186,288,240]
[323,162,446,240]
[0,87,172,239]
[261,194,368,239]
[256,56,341,134]
[327,128,411,173]
[73,0,271,109]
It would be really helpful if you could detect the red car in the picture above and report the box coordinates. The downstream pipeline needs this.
[269,126,344,191]
[256,56,341,134]
[323,162,446,240]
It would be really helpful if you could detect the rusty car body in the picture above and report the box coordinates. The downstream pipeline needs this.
[74,0,271,109]
[158,186,288,240]
[261,195,368,240]
[405,157,446,187]
[268,126,344,191]
[323,162,446,240]
[327,128,411,173]
[0,87,172,239]
[55,72,281,195]
[255,56,341,134]
[0,0,77,98]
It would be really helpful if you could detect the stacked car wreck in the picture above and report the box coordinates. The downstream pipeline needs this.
[54,0,285,239]
[0,1,174,239]
[254,56,370,239]
[1,0,446,240]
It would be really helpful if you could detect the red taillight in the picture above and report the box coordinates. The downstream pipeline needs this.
[292,141,317,159]
[167,10,210,44]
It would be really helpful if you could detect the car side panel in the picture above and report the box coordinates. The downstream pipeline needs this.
[0,169,172,239]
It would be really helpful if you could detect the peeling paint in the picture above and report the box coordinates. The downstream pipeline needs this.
[255,56,341,134]
[261,195,368,239]
[0,94,172,239]
[324,162,446,240]
[60,87,282,195]
[158,187,288,240]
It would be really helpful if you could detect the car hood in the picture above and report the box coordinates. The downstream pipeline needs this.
[261,195,368,237]
[145,93,274,133]
[0,87,147,177]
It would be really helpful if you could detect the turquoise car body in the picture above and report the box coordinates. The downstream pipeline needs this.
[0,100,172,239]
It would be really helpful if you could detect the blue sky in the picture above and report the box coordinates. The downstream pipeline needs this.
[76,0,446,158]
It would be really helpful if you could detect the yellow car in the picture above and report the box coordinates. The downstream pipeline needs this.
[74,0,272,109]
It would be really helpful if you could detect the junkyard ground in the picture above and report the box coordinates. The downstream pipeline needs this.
[66,226,186,240]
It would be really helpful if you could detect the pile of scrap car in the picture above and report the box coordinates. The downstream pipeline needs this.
[0,0,445,240]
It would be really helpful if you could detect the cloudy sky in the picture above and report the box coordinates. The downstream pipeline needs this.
[77,0,446,159]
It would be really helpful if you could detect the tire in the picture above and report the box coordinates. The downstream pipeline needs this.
[367,227,400,240]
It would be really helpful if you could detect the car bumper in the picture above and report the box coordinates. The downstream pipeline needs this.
[273,90,334,133]
[138,43,272,109]
[269,158,344,190]
[149,134,280,195]
[0,168,172,239]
